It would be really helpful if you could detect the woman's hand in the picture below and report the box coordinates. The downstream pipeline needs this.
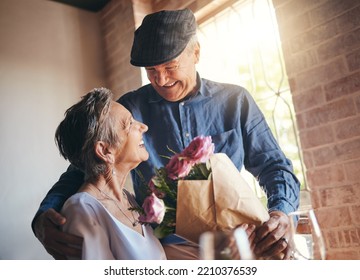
[34,208,83,259]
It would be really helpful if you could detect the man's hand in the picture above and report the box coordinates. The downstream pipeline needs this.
[237,223,257,245]
[253,211,293,260]
[34,208,83,259]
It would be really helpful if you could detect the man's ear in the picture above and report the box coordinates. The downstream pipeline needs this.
[194,42,200,64]
[95,141,115,163]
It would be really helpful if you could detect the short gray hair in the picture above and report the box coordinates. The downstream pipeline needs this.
[55,87,120,181]
[185,34,199,54]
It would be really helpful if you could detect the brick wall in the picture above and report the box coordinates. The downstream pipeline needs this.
[99,0,142,100]
[273,0,360,259]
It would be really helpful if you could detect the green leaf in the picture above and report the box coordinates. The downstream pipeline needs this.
[154,224,175,239]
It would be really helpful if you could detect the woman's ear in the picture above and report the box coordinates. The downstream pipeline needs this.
[94,141,115,163]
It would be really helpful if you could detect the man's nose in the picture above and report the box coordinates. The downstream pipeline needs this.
[155,70,168,86]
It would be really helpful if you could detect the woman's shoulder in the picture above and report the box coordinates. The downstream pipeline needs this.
[62,192,103,216]
[63,192,93,205]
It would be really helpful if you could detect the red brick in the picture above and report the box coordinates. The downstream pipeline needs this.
[334,116,360,140]
[317,206,352,228]
[324,72,360,101]
[113,5,134,28]
[281,41,291,60]
[291,58,347,92]
[350,205,360,225]
[325,230,339,249]
[109,28,133,55]
[276,0,325,22]
[303,97,356,128]
[313,138,360,166]
[326,249,359,260]
[104,32,121,55]
[306,165,345,189]
[338,229,345,246]
[317,27,360,61]
[278,13,311,40]
[153,0,183,11]
[295,112,305,130]
[299,125,334,149]
[302,150,314,169]
[346,49,360,72]
[336,4,360,33]
[309,0,360,27]
[293,86,324,112]
[310,189,321,208]
[344,160,360,183]
[318,185,360,207]
[288,77,297,92]
[349,229,360,246]
[100,0,140,96]
[356,94,360,113]
[100,0,124,19]
[290,19,339,54]
[285,49,319,76]
[107,53,122,73]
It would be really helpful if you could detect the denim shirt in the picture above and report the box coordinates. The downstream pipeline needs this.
[33,74,300,243]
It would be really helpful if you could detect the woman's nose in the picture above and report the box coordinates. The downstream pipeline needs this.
[140,122,148,133]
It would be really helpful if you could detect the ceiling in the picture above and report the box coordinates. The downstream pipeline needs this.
[51,0,111,12]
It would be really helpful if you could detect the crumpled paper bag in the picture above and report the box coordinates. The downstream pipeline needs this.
[175,153,269,244]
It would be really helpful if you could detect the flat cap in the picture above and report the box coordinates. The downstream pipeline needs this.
[130,8,197,67]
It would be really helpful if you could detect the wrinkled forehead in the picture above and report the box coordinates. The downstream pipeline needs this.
[145,56,180,69]
[109,102,131,121]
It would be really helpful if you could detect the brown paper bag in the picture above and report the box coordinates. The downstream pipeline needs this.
[175,153,269,243]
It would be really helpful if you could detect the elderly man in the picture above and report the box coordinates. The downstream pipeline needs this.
[32,8,300,260]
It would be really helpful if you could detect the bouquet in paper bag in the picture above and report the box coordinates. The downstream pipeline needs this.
[131,136,269,243]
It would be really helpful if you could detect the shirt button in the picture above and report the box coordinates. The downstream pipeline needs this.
[185,133,190,137]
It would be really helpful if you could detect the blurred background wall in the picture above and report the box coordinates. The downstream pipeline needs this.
[0,0,107,259]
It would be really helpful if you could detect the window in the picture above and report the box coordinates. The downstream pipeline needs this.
[196,0,308,204]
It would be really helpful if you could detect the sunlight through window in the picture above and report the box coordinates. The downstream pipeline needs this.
[197,0,307,198]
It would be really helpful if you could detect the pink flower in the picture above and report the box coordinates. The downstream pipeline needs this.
[165,154,193,180]
[139,193,166,224]
[148,178,165,198]
[182,135,215,164]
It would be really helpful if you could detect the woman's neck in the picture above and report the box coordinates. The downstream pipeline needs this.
[85,170,129,202]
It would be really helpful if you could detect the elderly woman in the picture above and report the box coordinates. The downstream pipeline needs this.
[55,87,166,260]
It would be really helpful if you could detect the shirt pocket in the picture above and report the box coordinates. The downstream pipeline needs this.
[210,129,244,168]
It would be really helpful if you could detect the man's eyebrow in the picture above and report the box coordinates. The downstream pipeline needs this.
[146,59,179,69]
[165,59,179,66]
[165,63,179,68]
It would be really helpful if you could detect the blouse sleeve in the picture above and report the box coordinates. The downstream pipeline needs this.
[61,198,115,260]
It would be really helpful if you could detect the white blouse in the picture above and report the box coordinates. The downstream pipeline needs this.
[61,192,167,260]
